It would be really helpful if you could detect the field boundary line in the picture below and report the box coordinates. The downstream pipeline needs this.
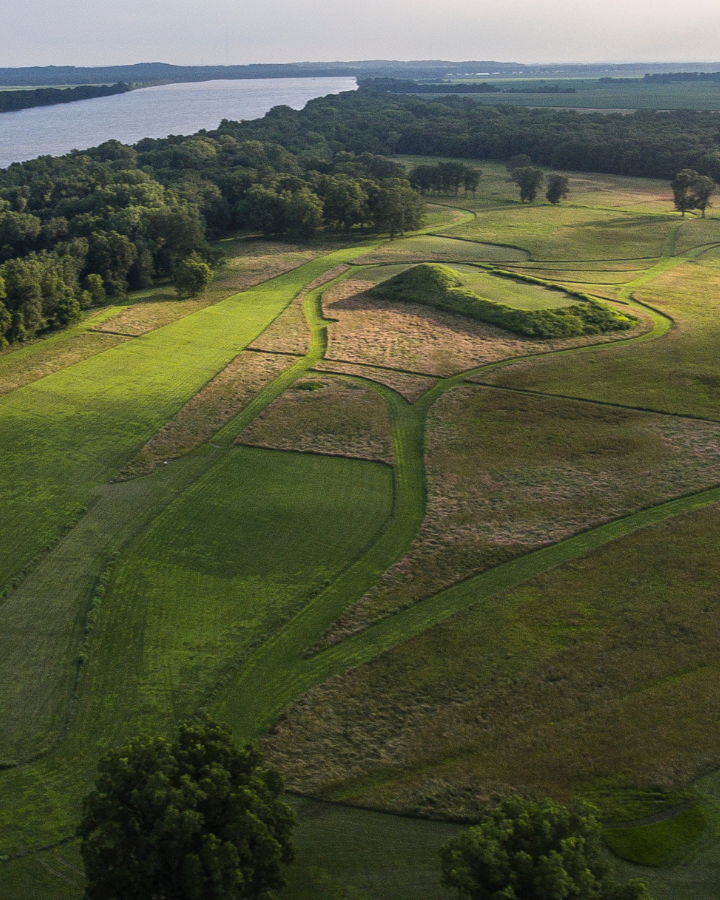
[466,381,720,423]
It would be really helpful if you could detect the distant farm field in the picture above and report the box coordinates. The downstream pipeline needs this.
[3,160,720,900]
[419,77,720,111]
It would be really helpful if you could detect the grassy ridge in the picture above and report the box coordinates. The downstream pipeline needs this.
[368,263,636,338]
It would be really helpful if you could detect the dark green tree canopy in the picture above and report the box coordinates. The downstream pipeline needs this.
[174,254,214,297]
[440,796,653,900]
[511,167,545,202]
[671,168,702,217]
[78,720,296,900]
[691,174,715,217]
[546,173,570,205]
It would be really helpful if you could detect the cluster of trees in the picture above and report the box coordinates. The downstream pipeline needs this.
[671,168,715,216]
[409,161,481,196]
[0,128,424,346]
[506,155,570,203]
[0,82,130,114]
[441,795,653,900]
[78,725,653,900]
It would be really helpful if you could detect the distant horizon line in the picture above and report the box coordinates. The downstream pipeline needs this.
[4,58,720,70]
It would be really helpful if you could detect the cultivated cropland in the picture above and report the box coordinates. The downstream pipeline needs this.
[3,160,720,900]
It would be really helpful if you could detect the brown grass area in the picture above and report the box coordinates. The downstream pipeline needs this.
[318,386,720,649]
[238,376,393,464]
[312,361,436,402]
[249,265,349,355]
[0,331,129,395]
[322,279,649,378]
[94,242,325,337]
[117,351,295,479]
[262,504,720,821]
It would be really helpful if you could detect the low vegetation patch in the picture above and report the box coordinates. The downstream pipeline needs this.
[313,359,437,402]
[356,235,528,264]
[368,263,636,338]
[604,807,707,866]
[318,385,720,653]
[321,277,629,378]
[263,504,720,824]
[238,376,394,464]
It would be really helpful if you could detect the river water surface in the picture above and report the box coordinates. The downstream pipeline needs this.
[0,77,357,168]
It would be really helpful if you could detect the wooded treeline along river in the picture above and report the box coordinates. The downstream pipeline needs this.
[0,77,357,169]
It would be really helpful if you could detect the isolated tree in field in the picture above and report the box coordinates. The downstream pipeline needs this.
[546,173,570,205]
[506,154,533,172]
[691,174,715,217]
[671,168,701,217]
[174,254,213,297]
[79,720,296,900]
[463,168,482,197]
[440,796,653,900]
[511,167,545,202]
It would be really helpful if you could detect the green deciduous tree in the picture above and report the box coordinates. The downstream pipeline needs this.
[174,254,214,297]
[546,173,570,205]
[691,174,715,217]
[369,178,425,238]
[511,167,545,202]
[79,720,296,900]
[463,168,482,197]
[671,168,701,217]
[440,796,653,900]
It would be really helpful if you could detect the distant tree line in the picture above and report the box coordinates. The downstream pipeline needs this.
[225,90,720,183]
[644,72,720,83]
[0,128,424,347]
[0,82,131,114]
[360,77,576,95]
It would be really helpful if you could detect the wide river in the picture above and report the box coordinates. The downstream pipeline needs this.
[0,77,357,169]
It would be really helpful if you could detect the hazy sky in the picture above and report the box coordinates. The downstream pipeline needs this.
[3,0,720,68]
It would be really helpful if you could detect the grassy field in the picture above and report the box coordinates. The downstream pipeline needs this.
[432,77,720,111]
[4,161,720,899]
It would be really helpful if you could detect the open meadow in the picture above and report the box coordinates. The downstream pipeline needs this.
[3,162,720,899]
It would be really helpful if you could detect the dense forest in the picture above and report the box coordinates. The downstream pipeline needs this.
[2,86,720,348]
[225,90,720,181]
[0,83,130,114]
[0,123,423,346]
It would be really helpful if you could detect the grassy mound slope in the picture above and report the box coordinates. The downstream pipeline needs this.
[368,263,636,338]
